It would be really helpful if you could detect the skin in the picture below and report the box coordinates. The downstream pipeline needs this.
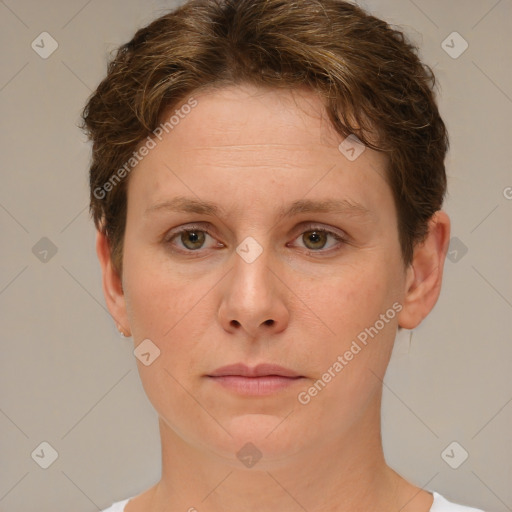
[97,84,450,512]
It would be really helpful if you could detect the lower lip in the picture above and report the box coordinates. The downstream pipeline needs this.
[207,375,303,396]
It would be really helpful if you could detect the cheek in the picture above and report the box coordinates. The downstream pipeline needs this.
[293,275,399,439]
[121,243,221,406]
[123,239,202,337]
[295,256,401,396]
[121,248,218,440]
[305,257,399,340]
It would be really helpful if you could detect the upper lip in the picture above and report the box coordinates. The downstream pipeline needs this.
[208,363,302,378]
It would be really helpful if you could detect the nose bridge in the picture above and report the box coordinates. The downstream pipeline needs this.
[232,234,274,300]
[218,231,289,335]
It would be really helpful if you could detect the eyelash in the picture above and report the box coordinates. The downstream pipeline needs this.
[164,223,348,256]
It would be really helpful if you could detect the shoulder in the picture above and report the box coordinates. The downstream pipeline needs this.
[100,497,132,512]
[430,491,485,512]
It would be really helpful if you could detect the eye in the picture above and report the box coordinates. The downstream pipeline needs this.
[292,225,347,253]
[164,223,347,255]
[165,225,220,252]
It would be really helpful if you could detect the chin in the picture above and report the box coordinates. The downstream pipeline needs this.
[205,413,307,469]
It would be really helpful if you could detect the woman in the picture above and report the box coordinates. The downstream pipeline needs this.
[81,0,485,510]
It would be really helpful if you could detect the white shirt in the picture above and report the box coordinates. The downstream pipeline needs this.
[100,491,485,511]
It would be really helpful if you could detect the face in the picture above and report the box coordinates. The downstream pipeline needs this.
[114,84,410,466]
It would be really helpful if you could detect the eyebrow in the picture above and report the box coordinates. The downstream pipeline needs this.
[145,196,372,220]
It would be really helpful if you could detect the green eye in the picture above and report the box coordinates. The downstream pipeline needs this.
[179,230,206,250]
[165,223,346,256]
[294,226,346,253]
[302,230,329,250]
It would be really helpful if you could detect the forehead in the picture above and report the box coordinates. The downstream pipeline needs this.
[127,84,392,219]
[170,84,358,151]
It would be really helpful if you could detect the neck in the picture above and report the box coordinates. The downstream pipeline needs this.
[144,390,424,512]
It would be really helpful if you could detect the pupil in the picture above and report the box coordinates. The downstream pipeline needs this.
[306,230,326,249]
[183,230,204,249]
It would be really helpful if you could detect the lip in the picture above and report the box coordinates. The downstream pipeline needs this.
[208,363,302,378]
[206,364,304,396]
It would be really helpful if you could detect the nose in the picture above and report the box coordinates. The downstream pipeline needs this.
[218,242,289,338]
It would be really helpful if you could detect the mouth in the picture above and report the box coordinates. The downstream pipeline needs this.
[206,363,305,396]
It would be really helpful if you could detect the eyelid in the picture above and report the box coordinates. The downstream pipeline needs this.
[163,222,220,247]
[164,222,213,240]
[293,222,348,241]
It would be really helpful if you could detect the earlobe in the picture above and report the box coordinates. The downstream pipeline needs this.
[397,210,451,330]
[95,230,131,337]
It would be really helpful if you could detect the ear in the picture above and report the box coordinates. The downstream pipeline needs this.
[96,229,131,336]
[397,210,451,330]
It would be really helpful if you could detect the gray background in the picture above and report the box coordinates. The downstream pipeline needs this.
[1,0,511,510]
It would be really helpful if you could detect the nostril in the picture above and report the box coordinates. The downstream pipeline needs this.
[264,319,274,326]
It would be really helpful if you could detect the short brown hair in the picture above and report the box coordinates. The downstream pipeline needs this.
[81,0,448,275]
